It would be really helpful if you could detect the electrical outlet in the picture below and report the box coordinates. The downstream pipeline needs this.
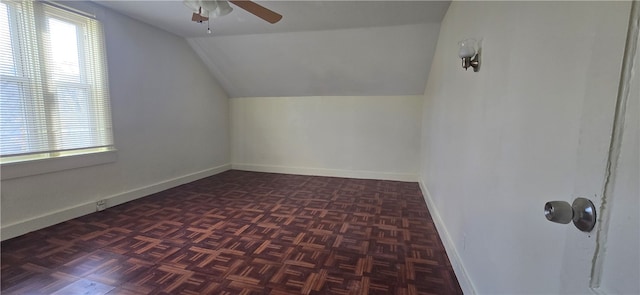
[96,200,107,211]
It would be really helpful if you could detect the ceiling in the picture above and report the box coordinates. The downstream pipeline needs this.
[93,0,451,97]
[95,1,450,37]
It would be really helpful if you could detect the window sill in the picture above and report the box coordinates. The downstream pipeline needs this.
[1,149,117,180]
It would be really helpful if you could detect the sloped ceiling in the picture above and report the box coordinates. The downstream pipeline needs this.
[96,1,450,97]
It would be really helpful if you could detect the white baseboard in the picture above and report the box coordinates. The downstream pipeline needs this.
[419,180,477,295]
[1,163,231,241]
[232,163,418,182]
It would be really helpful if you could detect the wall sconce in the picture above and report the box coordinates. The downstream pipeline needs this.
[458,38,480,72]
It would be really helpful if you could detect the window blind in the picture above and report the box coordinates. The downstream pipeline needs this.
[0,1,113,162]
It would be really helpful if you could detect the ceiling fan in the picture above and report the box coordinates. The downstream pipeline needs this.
[184,0,282,27]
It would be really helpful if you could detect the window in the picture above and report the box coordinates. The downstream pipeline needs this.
[0,1,113,164]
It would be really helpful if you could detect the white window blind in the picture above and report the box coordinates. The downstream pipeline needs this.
[0,0,113,163]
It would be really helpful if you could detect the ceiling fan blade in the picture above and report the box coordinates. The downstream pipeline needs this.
[192,12,209,22]
[229,0,282,24]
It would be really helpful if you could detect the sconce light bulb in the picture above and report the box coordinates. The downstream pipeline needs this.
[458,38,477,58]
[207,28,212,34]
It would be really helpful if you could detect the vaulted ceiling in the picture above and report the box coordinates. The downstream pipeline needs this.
[95,1,450,97]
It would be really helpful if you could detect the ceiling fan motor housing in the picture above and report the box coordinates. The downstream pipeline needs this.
[184,0,233,19]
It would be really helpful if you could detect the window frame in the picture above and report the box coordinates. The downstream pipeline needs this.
[0,0,115,178]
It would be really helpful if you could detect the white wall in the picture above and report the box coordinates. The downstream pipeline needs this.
[231,96,421,181]
[0,2,230,239]
[188,23,441,98]
[419,1,629,294]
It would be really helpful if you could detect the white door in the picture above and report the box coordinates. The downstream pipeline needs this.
[558,2,639,293]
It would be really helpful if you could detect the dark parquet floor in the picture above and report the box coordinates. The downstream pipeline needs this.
[1,170,462,295]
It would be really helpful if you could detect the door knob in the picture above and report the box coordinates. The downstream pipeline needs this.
[544,198,597,232]
[545,201,573,224]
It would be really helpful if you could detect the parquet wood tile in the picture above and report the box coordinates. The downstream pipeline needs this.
[1,170,462,294]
